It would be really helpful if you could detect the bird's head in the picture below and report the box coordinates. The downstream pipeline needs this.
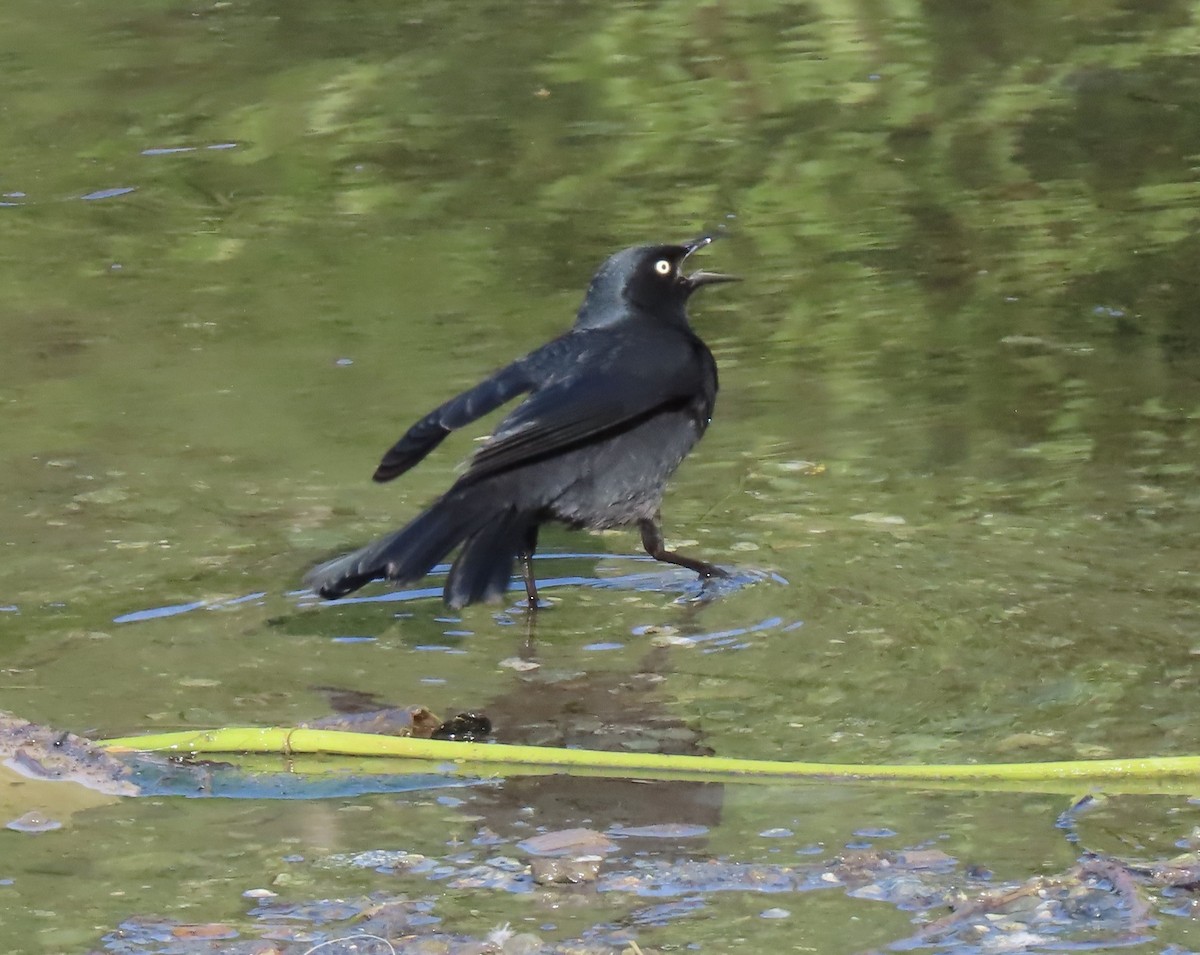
[576,236,738,329]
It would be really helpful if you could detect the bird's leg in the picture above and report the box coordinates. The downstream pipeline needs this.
[519,525,541,609]
[639,516,729,579]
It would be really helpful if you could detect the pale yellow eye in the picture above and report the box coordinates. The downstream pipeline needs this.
[654,259,672,276]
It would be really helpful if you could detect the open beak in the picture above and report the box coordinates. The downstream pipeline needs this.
[682,234,740,289]
[687,269,740,288]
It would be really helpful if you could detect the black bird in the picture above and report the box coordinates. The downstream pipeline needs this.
[305,236,737,609]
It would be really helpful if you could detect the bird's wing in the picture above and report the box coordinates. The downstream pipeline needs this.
[373,360,534,482]
[460,347,706,484]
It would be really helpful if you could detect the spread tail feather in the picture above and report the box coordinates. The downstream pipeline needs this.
[444,507,533,609]
[305,493,537,607]
[304,493,489,601]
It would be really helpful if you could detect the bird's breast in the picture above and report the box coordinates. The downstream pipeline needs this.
[541,407,705,529]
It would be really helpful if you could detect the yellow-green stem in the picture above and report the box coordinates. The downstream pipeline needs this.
[100,727,1200,787]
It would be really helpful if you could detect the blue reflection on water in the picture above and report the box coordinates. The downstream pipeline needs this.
[112,555,782,624]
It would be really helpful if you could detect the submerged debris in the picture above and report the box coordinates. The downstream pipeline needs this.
[300,705,445,738]
[0,710,138,797]
[6,711,1198,953]
[87,824,1200,955]
[431,712,494,742]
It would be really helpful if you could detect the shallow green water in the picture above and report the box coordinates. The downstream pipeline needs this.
[1,1,1199,952]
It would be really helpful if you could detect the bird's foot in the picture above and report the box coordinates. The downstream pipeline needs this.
[673,566,776,604]
[510,596,555,614]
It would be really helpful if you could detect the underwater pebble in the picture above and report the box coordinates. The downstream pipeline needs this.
[850,512,907,525]
[854,827,897,839]
[484,856,528,873]
[73,486,129,505]
[997,732,1058,751]
[760,907,791,919]
[531,855,602,885]
[498,656,540,672]
[777,460,822,473]
[169,923,237,940]
[323,849,427,871]
[5,812,61,833]
[519,828,617,857]
[496,932,545,955]
[446,863,530,891]
[896,849,955,870]
[611,824,709,839]
[632,624,678,636]
[650,633,696,648]
[472,827,505,846]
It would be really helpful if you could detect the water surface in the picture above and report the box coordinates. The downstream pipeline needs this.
[1,1,1198,952]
